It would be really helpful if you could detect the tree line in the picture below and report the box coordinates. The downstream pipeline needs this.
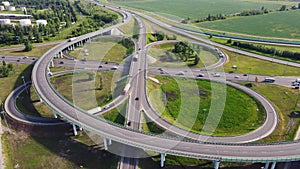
[231,41,300,61]
[190,4,300,24]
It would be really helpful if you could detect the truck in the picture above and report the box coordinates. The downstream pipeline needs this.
[68,37,77,42]
[123,83,131,94]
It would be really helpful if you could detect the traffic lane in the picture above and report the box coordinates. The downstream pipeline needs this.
[0,55,37,64]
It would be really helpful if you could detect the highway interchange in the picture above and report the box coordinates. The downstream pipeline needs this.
[2,0,300,169]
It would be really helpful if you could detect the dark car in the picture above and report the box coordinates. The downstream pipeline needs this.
[135,97,139,101]
[1,56,5,58]
[99,65,103,68]
[127,121,131,126]
[105,62,108,64]
[59,61,64,64]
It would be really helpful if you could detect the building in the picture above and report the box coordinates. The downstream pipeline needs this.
[7,6,15,11]
[36,19,47,26]
[1,1,9,7]
[0,6,4,10]
[0,19,11,24]
[20,6,26,12]
[19,19,31,26]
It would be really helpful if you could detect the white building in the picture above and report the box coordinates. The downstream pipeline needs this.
[0,6,4,10]
[36,19,47,26]
[19,19,31,26]
[0,19,11,25]
[1,1,10,7]
[20,6,26,12]
[7,6,15,11]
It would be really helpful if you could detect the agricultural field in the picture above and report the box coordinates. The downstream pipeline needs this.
[197,10,300,39]
[111,0,290,20]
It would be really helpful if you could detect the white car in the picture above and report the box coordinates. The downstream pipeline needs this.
[177,71,185,75]
[213,73,221,77]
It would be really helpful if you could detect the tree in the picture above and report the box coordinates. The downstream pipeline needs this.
[227,39,232,44]
[2,60,6,66]
[279,5,286,11]
[7,64,13,71]
[24,40,33,52]
[194,56,200,65]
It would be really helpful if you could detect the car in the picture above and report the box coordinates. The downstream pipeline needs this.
[99,65,103,68]
[16,59,20,62]
[111,66,118,70]
[135,97,139,101]
[234,76,239,79]
[23,56,28,59]
[47,72,53,76]
[213,73,221,77]
[103,105,110,109]
[59,61,64,64]
[105,62,108,64]
[1,56,5,58]
[127,121,131,126]
[158,68,163,71]
[243,74,247,76]
[32,58,35,60]
[177,71,185,75]
[197,74,204,77]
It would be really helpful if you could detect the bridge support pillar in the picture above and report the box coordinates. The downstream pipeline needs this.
[213,160,220,169]
[160,153,166,167]
[50,59,54,67]
[72,44,75,50]
[108,138,112,145]
[265,162,270,169]
[270,162,277,169]
[103,138,108,150]
[59,51,63,58]
[72,124,77,136]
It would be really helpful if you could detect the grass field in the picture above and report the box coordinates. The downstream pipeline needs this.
[1,44,58,57]
[101,100,127,125]
[16,87,54,118]
[51,71,126,110]
[2,128,119,169]
[242,83,300,142]
[148,42,219,68]
[197,10,300,39]
[222,49,300,76]
[111,0,287,20]
[68,37,133,63]
[146,76,265,136]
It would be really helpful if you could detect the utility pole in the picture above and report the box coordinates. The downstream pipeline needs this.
[21,76,28,94]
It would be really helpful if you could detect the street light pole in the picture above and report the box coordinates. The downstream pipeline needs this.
[21,76,28,94]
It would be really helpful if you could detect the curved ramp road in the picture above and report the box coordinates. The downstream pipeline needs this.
[4,82,65,125]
